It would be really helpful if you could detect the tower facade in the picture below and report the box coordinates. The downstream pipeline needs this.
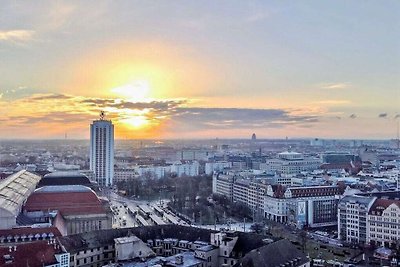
[90,112,114,187]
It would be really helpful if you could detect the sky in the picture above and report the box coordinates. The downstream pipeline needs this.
[0,1,399,139]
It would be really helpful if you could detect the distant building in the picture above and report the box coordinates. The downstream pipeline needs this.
[205,161,232,175]
[114,168,137,183]
[261,151,321,175]
[170,161,200,177]
[251,133,256,140]
[310,138,324,147]
[90,113,114,186]
[176,149,210,161]
[135,165,170,179]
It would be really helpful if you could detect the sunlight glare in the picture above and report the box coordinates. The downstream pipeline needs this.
[121,115,148,128]
[111,80,150,101]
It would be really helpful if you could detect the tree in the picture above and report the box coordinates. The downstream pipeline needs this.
[250,223,264,234]
[299,230,307,252]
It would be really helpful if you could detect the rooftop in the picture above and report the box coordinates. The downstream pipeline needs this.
[0,240,64,267]
[0,170,41,217]
[58,225,215,253]
[38,171,91,187]
[235,239,309,267]
[24,187,107,216]
[43,171,88,178]
[35,185,93,193]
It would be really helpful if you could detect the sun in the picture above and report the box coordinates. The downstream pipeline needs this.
[121,115,148,128]
[111,80,150,102]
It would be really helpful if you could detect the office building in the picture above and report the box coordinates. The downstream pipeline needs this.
[90,112,114,186]
[261,151,321,175]
[265,185,342,228]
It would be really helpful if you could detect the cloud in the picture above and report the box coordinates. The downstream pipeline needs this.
[28,94,73,101]
[378,113,387,118]
[171,108,319,130]
[320,83,350,90]
[0,30,35,43]
[349,114,357,119]
[315,100,351,105]
[245,11,270,23]
[0,93,321,138]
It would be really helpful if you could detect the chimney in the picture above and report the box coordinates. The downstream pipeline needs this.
[175,255,184,265]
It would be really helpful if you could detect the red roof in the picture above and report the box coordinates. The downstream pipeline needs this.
[270,184,286,198]
[369,199,400,215]
[0,240,63,267]
[24,191,107,216]
[0,226,61,238]
[289,186,342,198]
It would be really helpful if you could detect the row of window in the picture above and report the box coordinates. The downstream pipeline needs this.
[369,228,398,234]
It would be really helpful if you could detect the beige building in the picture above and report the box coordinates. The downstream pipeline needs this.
[367,199,400,248]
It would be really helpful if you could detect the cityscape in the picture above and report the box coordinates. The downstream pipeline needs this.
[0,1,399,267]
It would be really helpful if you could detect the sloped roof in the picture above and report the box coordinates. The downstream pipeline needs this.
[369,198,400,215]
[235,239,309,267]
[0,170,41,216]
[58,225,215,253]
[24,186,107,216]
[0,226,61,239]
[269,184,286,198]
[38,171,91,187]
[0,240,63,267]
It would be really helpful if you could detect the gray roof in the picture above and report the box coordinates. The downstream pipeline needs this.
[44,171,87,178]
[235,239,309,267]
[339,195,376,206]
[58,225,215,253]
[35,185,93,193]
[0,170,41,216]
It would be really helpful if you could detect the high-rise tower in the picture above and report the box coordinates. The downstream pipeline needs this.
[90,111,114,187]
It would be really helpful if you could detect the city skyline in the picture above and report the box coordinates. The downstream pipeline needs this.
[0,1,399,139]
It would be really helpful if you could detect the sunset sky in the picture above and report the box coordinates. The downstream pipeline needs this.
[0,1,399,139]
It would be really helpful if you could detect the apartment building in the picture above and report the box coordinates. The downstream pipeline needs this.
[338,192,400,248]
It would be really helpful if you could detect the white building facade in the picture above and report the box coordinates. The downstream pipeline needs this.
[90,117,114,187]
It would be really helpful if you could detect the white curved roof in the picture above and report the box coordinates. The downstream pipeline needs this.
[35,185,92,193]
[0,170,41,216]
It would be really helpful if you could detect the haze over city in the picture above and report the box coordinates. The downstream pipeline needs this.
[0,1,399,139]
